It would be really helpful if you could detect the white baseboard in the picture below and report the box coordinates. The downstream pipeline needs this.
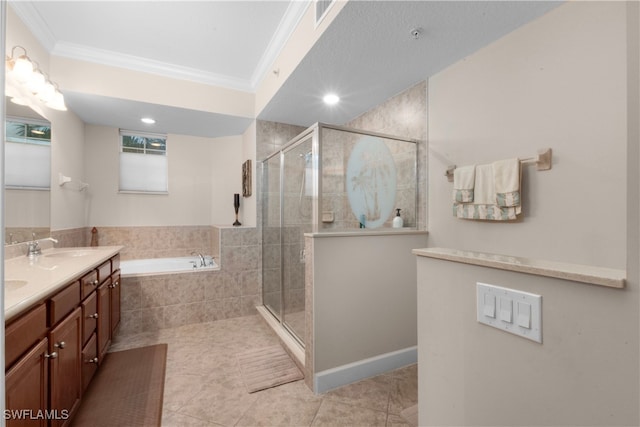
[314,346,417,394]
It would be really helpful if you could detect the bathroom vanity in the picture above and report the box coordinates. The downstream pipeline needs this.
[4,246,123,426]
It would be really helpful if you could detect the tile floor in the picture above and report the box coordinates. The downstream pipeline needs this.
[110,314,417,426]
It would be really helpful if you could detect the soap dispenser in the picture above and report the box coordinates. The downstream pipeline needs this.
[392,208,403,228]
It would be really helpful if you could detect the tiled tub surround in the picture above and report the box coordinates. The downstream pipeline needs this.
[119,226,262,335]
[92,225,216,261]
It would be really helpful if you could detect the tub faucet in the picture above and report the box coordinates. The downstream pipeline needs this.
[191,252,206,267]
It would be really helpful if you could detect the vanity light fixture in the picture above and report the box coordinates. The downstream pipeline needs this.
[141,117,156,124]
[5,46,67,111]
[323,93,340,105]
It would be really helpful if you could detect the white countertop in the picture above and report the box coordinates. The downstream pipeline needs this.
[5,246,124,321]
[413,247,626,289]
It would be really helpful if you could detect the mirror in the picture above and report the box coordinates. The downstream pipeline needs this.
[4,98,51,244]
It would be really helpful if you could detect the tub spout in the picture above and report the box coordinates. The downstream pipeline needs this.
[191,252,206,267]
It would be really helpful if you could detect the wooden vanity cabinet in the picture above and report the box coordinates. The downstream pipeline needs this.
[4,252,121,426]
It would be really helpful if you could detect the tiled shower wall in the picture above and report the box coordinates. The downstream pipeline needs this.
[347,81,428,230]
[257,120,308,319]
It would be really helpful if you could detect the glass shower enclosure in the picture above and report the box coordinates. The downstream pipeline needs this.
[261,123,418,345]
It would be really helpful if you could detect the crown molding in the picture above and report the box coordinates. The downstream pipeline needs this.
[9,1,57,52]
[250,0,311,90]
[10,0,310,94]
[52,42,254,93]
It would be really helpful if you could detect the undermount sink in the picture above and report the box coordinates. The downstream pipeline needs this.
[44,250,93,258]
[5,280,28,291]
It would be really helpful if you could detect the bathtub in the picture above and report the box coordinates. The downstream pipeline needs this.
[120,255,219,277]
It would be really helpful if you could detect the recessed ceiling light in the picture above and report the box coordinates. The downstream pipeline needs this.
[323,93,340,105]
[141,117,156,124]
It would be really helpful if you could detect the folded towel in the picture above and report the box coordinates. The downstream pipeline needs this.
[453,162,521,221]
[452,165,475,203]
[473,164,495,205]
[493,158,521,207]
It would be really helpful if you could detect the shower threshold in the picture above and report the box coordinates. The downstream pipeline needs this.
[256,305,305,369]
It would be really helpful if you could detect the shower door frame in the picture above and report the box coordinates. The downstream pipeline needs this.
[263,125,318,347]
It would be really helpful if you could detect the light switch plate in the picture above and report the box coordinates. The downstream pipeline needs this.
[476,282,542,343]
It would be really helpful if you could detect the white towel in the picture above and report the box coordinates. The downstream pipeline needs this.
[453,162,522,220]
[452,165,475,203]
[492,158,521,207]
[473,164,495,205]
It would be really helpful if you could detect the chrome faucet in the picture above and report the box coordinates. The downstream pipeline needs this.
[26,240,41,257]
[191,252,206,267]
[25,235,59,257]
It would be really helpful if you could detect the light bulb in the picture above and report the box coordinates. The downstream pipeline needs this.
[12,56,33,83]
[26,71,45,94]
[10,97,29,106]
[323,93,340,105]
[39,81,56,103]
[46,91,67,111]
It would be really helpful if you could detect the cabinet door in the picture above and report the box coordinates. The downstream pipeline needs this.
[49,307,82,427]
[97,279,112,363]
[81,333,99,392]
[110,271,121,336]
[5,338,49,427]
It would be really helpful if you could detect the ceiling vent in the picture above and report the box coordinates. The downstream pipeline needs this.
[315,0,334,26]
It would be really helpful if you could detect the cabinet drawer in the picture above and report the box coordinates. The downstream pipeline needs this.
[5,304,47,370]
[111,254,120,273]
[49,282,81,327]
[81,291,98,346]
[81,333,98,392]
[97,260,112,285]
[80,270,99,300]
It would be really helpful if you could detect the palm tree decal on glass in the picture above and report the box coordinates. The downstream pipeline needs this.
[346,136,397,229]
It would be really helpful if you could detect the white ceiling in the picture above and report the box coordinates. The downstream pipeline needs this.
[10,0,562,138]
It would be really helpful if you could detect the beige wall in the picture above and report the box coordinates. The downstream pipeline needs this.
[428,1,627,269]
[312,233,427,372]
[7,6,87,233]
[51,57,254,119]
[419,2,639,426]
[84,125,243,227]
[211,135,244,226]
[241,121,257,227]
[417,258,638,426]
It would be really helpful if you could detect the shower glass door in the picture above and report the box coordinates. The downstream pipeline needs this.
[261,154,282,321]
[281,136,313,344]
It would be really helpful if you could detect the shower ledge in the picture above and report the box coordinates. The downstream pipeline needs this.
[413,247,625,289]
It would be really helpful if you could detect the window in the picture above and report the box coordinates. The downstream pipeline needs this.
[5,117,51,189]
[119,130,168,193]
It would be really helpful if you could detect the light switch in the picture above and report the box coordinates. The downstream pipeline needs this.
[517,301,531,329]
[476,282,542,343]
[499,297,512,323]
[483,294,496,318]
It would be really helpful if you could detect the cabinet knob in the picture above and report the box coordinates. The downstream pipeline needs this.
[89,313,99,319]
[85,357,99,364]
[114,281,119,287]
[45,352,58,359]
[54,341,66,349]
[92,280,99,286]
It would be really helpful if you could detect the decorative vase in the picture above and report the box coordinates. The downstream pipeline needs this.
[233,193,242,226]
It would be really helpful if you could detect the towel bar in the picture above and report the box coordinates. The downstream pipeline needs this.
[445,148,552,182]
